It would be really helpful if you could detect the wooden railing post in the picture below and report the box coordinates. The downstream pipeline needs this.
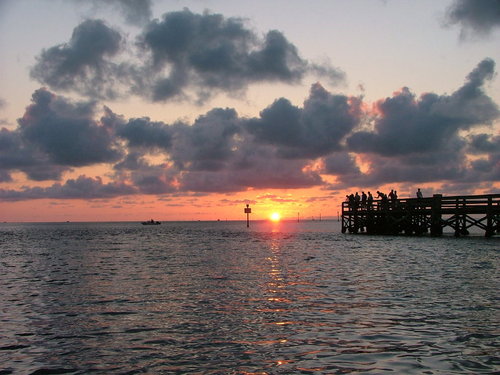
[341,202,347,233]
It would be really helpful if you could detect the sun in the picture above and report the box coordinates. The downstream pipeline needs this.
[270,212,281,222]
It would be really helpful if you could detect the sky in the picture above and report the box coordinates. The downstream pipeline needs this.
[0,0,499,222]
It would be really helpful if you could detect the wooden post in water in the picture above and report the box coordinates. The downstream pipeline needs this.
[454,197,461,237]
[244,204,251,228]
[486,196,493,237]
[430,194,443,236]
[454,197,469,237]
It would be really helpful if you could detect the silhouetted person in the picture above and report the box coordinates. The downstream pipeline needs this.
[367,191,373,209]
[389,189,398,208]
[416,188,423,199]
[348,193,355,209]
[377,190,388,209]
[389,189,395,200]
[361,191,367,208]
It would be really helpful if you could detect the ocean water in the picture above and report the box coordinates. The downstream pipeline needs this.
[0,220,498,374]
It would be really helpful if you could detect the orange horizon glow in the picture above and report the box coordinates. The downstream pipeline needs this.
[1,183,499,223]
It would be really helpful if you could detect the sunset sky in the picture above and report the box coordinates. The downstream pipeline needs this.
[0,0,499,222]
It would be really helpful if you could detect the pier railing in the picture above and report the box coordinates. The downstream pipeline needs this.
[341,193,500,237]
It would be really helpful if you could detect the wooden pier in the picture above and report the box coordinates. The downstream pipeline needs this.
[341,193,500,237]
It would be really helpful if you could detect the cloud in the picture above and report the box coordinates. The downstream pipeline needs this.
[0,175,136,201]
[74,0,153,26]
[356,152,467,186]
[113,112,324,193]
[2,59,499,201]
[246,83,361,158]
[18,88,122,166]
[31,10,344,103]
[347,58,499,156]
[130,166,178,195]
[329,59,500,189]
[117,117,173,150]
[468,133,500,154]
[0,126,68,182]
[100,0,153,26]
[323,152,362,176]
[30,19,126,100]
[138,9,322,102]
[446,0,500,38]
[466,134,500,181]
[180,155,323,193]
[168,108,241,171]
[1,89,125,184]
[112,60,499,191]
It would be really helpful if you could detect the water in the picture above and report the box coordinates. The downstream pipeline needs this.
[0,221,498,374]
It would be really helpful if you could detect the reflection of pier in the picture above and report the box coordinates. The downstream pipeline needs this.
[341,194,500,237]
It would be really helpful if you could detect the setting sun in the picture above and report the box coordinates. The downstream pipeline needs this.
[270,212,282,222]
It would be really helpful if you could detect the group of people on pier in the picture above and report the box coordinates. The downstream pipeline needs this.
[345,191,374,210]
[345,189,422,210]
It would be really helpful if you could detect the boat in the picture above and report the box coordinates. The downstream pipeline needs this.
[142,219,161,225]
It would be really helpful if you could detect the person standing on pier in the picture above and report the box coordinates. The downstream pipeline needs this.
[389,190,395,201]
[354,192,361,208]
[367,192,373,210]
[416,188,423,199]
[348,193,355,209]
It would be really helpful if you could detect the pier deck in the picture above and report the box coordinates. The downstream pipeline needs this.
[341,193,500,237]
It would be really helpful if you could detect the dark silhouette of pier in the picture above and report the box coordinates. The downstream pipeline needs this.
[341,193,500,237]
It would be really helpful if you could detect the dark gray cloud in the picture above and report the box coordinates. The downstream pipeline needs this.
[0,175,136,201]
[364,152,466,185]
[466,134,500,181]
[347,58,499,156]
[446,0,500,38]
[30,19,126,99]
[1,89,124,183]
[117,117,172,150]
[180,150,323,193]
[18,88,122,166]
[112,151,179,194]
[129,165,178,195]
[246,83,361,158]
[31,10,344,103]
[328,59,500,189]
[112,105,324,193]
[323,152,362,176]
[468,133,500,154]
[139,9,322,102]
[330,129,500,189]
[168,108,241,171]
[0,126,68,182]
[2,57,499,202]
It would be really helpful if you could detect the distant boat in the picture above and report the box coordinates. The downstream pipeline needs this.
[142,219,161,225]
